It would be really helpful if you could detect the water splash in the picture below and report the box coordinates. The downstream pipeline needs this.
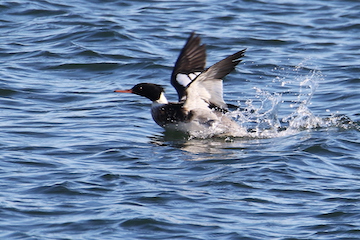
[186,61,358,139]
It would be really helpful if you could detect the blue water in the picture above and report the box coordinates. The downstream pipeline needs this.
[1,0,359,239]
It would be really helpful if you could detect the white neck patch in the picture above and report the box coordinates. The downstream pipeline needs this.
[155,92,168,104]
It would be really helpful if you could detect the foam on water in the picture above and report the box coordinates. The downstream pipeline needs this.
[187,61,358,139]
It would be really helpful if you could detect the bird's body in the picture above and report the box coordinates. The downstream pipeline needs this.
[115,32,246,136]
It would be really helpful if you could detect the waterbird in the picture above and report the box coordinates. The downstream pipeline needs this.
[115,32,246,134]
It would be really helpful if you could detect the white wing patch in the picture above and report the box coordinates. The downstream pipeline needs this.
[176,72,202,87]
[183,71,227,113]
[176,74,191,87]
[188,72,201,80]
[183,79,212,111]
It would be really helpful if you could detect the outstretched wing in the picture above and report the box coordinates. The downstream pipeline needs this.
[183,49,246,112]
[171,32,206,101]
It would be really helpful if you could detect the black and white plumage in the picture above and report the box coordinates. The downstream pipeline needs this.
[171,32,206,101]
[115,32,246,134]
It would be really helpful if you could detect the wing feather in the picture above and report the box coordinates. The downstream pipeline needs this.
[183,49,246,112]
[171,32,206,101]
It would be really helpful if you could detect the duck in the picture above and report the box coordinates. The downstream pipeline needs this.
[115,32,246,135]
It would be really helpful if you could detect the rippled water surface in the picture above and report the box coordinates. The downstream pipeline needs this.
[1,0,359,239]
